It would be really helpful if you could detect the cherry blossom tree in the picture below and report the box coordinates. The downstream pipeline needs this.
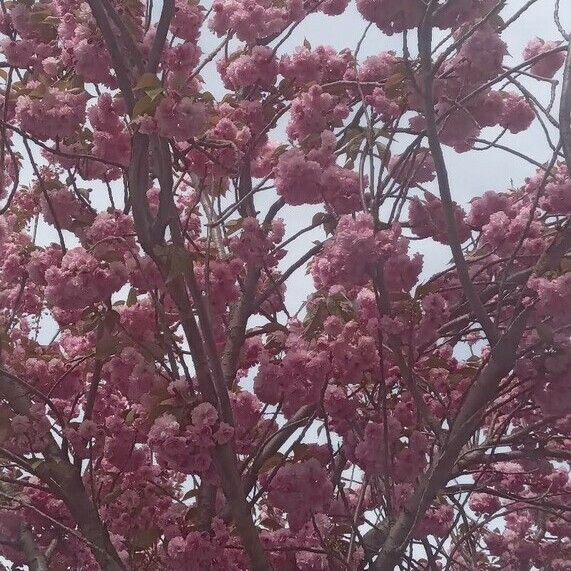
[0,0,569,569]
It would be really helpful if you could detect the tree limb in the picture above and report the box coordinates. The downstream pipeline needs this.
[418,3,499,345]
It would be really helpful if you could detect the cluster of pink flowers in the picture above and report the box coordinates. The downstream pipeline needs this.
[356,0,423,35]
[104,345,163,402]
[0,238,47,315]
[228,217,285,267]
[499,92,537,134]
[525,161,571,214]
[15,87,87,141]
[166,517,236,569]
[353,420,429,483]
[279,45,354,85]
[44,247,128,321]
[287,85,349,140]
[266,458,333,530]
[323,384,358,433]
[312,213,422,290]
[172,0,205,42]
[84,210,137,255]
[209,0,305,44]
[523,37,565,78]
[481,205,543,258]
[7,403,52,454]
[254,326,330,416]
[527,274,571,326]
[154,96,210,141]
[466,190,514,228]
[415,504,454,538]
[324,315,378,383]
[231,391,277,454]
[218,46,278,90]
[390,150,435,187]
[359,52,401,82]
[456,24,508,82]
[366,86,401,119]
[353,418,401,476]
[274,148,323,205]
[0,0,569,569]
[148,403,234,475]
[88,94,131,173]
[275,130,363,212]
[408,191,471,244]
[56,2,116,84]
[195,258,243,318]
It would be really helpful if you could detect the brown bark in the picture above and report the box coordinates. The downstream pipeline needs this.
[0,373,125,570]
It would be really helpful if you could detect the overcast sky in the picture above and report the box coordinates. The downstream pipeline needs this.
[0,2,569,567]
[16,0,568,340]
[191,0,570,310]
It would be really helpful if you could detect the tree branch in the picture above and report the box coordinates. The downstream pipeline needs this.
[0,373,125,571]
[418,4,498,345]
[19,525,48,571]
[559,36,571,170]
[86,0,135,112]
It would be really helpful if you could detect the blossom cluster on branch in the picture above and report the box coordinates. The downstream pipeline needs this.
[0,0,569,570]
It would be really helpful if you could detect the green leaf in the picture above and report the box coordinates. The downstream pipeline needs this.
[197,91,215,103]
[30,459,45,470]
[384,71,407,99]
[75,187,91,200]
[264,331,286,354]
[132,94,161,118]
[414,282,435,299]
[125,409,136,426]
[326,291,355,322]
[132,527,161,551]
[293,443,314,463]
[376,142,389,160]
[260,517,282,531]
[184,506,201,525]
[273,144,289,159]
[312,212,326,225]
[126,288,138,307]
[302,297,328,340]
[344,129,365,161]
[135,73,161,91]
[0,408,11,443]
[146,87,164,101]
[28,83,47,99]
[141,342,166,362]
[259,452,285,473]
[95,334,122,359]
[103,309,121,331]
[225,218,244,236]
[182,488,199,502]
[165,246,194,283]
[536,324,553,345]
[323,216,338,236]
